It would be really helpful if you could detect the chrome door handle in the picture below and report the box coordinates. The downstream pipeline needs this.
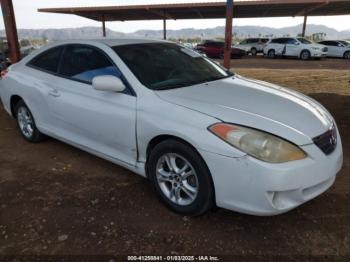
[48,88,60,97]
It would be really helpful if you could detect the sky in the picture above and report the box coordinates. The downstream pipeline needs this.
[1,0,350,33]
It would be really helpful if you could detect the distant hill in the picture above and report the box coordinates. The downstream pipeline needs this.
[1,24,349,40]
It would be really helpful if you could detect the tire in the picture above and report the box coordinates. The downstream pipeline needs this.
[300,50,311,60]
[251,48,257,56]
[267,49,275,58]
[344,51,350,59]
[219,52,224,59]
[15,100,46,143]
[147,139,214,216]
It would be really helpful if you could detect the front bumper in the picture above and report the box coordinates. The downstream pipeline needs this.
[199,131,343,216]
[311,50,328,58]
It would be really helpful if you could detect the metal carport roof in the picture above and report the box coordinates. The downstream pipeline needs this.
[38,0,350,21]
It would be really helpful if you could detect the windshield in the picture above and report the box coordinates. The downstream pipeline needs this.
[339,40,350,46]
[297,38,312,44]
[113,43,232,90]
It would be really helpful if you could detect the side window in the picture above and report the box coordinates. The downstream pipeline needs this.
[214,42,225,48]
[59,45,122,83]
[240,39,247,45]
[28,46,64,73]
[279,39,288,44]
[286,38,298,44]
[271,38,282,44]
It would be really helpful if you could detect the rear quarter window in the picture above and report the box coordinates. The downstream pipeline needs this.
[28,46,64,73]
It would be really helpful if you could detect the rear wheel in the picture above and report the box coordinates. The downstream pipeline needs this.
[267,49,275,58]
[300,50,311,60]
[15,100,46,143]
[147,139,214,216]
[251,48,257,56]
[344,51,350,59]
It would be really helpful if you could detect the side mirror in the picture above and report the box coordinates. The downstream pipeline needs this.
[295,42,300,45]
[92,75,126,92]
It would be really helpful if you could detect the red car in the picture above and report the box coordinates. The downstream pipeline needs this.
[195,40,246,58]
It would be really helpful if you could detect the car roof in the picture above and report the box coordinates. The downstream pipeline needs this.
[49,38,167,47]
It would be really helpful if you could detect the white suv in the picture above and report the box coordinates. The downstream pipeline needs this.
[264,37,328,60]
[234,38,269,56]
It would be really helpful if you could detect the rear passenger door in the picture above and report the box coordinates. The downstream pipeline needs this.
[285,38,300,57]
[47,44,137,166]
[320,41,335,57]
[272,39,286,55]
[327,41,342,57]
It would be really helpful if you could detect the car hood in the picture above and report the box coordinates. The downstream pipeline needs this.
[156,75,334,145]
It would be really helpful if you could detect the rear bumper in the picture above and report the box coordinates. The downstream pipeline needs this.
[199,131,343,216]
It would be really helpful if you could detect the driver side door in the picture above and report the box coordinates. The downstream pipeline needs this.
[47,44,137,166]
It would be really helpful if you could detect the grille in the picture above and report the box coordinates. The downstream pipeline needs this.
[313,125,337,155]
[322,47,328,52]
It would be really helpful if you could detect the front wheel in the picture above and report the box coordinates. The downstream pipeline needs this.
[300,50,311,60]
[344,51,350,59]
[267,49,275,58]
[15,100,46,143]
[147,139,214,216]
[251,48,257,56]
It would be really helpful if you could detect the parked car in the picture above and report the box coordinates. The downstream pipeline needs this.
[317,40,350,59]
[264,37,328,60]
[181,42,194,49]
[0,37,36,64]
[194,40,246,58]
[235,38,269,56]
[0,39,343,216]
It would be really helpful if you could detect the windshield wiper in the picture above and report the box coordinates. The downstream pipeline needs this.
[154,75,232,91]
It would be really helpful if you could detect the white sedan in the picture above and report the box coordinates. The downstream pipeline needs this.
[318,40,350,59]
[0,39,343,216]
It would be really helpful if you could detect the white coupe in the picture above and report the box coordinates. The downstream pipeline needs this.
[0,39,343,216]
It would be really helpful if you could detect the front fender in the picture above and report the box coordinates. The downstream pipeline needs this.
[136,93,246,163]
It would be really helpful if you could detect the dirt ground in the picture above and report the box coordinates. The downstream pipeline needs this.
[0,57,349,261]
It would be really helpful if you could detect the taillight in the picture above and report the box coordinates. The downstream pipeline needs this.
[0,69,8,79]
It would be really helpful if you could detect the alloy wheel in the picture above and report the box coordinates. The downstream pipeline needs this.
[156,153,199,206]
[17,106,34,138]
[301,51,310,60]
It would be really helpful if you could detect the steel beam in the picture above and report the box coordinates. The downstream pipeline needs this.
[302,15,308,37]
[1,0,20,63]
[102,15,106,37]
[223,0,233,69]
[163,10,167,40]
[163,19,167,40]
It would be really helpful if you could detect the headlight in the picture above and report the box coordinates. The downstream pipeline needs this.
[209,123,307,163]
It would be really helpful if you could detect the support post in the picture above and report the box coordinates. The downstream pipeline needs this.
[163,10,167,40]
[302,15,307,37]
[1,0,20,63]
[223,0,233,70]
[102,15,106,37]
